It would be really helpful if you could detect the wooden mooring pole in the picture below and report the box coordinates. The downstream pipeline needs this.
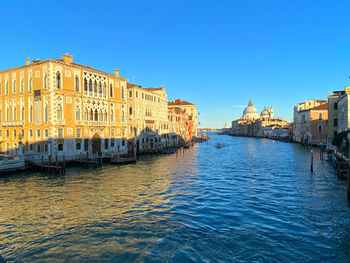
[347,171,350,200]
[310,149,314,172]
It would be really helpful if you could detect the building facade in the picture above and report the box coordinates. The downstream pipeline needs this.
[0,54,128,156]
[168,99,197,137]
[126,83,169,152]
[293,100,328,144]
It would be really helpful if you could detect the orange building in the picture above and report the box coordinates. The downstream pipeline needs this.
[0,54,128,156]
[168,99,197,138]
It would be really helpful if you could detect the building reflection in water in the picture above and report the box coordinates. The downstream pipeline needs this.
[0,146,199,260]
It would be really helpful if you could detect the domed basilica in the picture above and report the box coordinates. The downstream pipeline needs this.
[242,99,274,120]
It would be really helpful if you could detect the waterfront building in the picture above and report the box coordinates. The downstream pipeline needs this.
[167,107,189,146]
[126,83,169,152]
[327,90,345,149]
[0,54,128,156]
[168,99,197,137]
[293,100,328,145]
[230,99,287,137]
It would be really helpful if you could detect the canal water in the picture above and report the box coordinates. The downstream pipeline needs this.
[1,134,350,262]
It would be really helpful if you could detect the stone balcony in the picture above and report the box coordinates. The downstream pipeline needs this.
[57,120,66,125]
[76,120,83,126]
[84,121,107,126]
[1,120,24,127]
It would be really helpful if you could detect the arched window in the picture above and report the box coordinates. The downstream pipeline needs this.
[94,109,98,121]
[103,83,106,97]
[6,107,9,121]
[105,110,107,121]
[121,87,124,99]
[84,108,88,120]
[22,107,25,121]
[57,104,62,120]
[13,80,16,94]
[98,81,102,94]
[28,77,32,92]
[110,110,114,122]
[44,105,48,122]
[29,106,33,123]
[56,72,61,89]
[89,79,92,92]
[94,80,97,93]
[99,110,102,121]
[76,106,80,121]
[21,79,24,92]
[110,84,113,97]
[129,107,132,115]
[13,106,17,121]
[44,74,47,89]
[90,109,93,121]
[75,76,80,91]
[84,78,88,91]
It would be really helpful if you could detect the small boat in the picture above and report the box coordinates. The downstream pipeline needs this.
[216,143,223,148]
[164,149,176,154]
[184,144,190,149]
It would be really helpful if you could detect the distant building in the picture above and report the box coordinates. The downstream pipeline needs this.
[293,100,328,145]
[231,99,287,137]
[168,99,197,137]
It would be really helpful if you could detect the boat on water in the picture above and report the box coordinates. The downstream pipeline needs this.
[216,143,223,148]
[164,149,176,154]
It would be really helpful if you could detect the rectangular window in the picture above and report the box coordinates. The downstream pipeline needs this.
[334,118,338,127]
[36,129,41,139]
[44,143,48,152]
[76,143,81,150]
[111,128,115,137]
[58,144,63,151]
[334,103,338,110]
[13,130,17,139]
[318,125,322,132]
[129,91,132,97]
[58,128,63,138]
[105,138,109,150]
[44,129,49,139]
[29,129,33,140]
[37,144,41,153]
[76,128,81,138]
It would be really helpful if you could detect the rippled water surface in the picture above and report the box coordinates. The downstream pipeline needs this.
[1,134,350,262]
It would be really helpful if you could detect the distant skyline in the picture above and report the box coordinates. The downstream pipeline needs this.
[1,0,350,128]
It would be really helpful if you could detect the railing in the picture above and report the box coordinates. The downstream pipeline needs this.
[1,120,24,127]
[84,121,107,126]
[76,120,83,125]
[57,120,65,125]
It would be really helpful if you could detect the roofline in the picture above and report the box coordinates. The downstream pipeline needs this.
[0,59,128,81]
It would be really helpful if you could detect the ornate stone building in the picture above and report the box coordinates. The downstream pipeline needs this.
[126,83,169,152]
[0,54,128,155]
[231,99,287,137]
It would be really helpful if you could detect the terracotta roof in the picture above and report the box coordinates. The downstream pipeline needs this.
[127,83,142,88]
[311,103,328,111]
[143,87,164,91]
[168,99,195,106]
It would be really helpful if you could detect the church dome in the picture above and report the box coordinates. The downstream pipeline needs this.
[260,106,270,118]
[242,99,259,120]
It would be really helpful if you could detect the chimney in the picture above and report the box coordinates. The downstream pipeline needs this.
[26,58,30,65]
[62,53,73,63]
[114,69,119,77]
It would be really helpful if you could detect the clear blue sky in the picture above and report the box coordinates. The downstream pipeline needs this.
[1,0,350,128]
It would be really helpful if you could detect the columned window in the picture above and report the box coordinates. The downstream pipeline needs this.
[84,78,88,91]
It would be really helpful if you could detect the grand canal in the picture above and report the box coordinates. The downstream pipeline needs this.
[1,134,350,262]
